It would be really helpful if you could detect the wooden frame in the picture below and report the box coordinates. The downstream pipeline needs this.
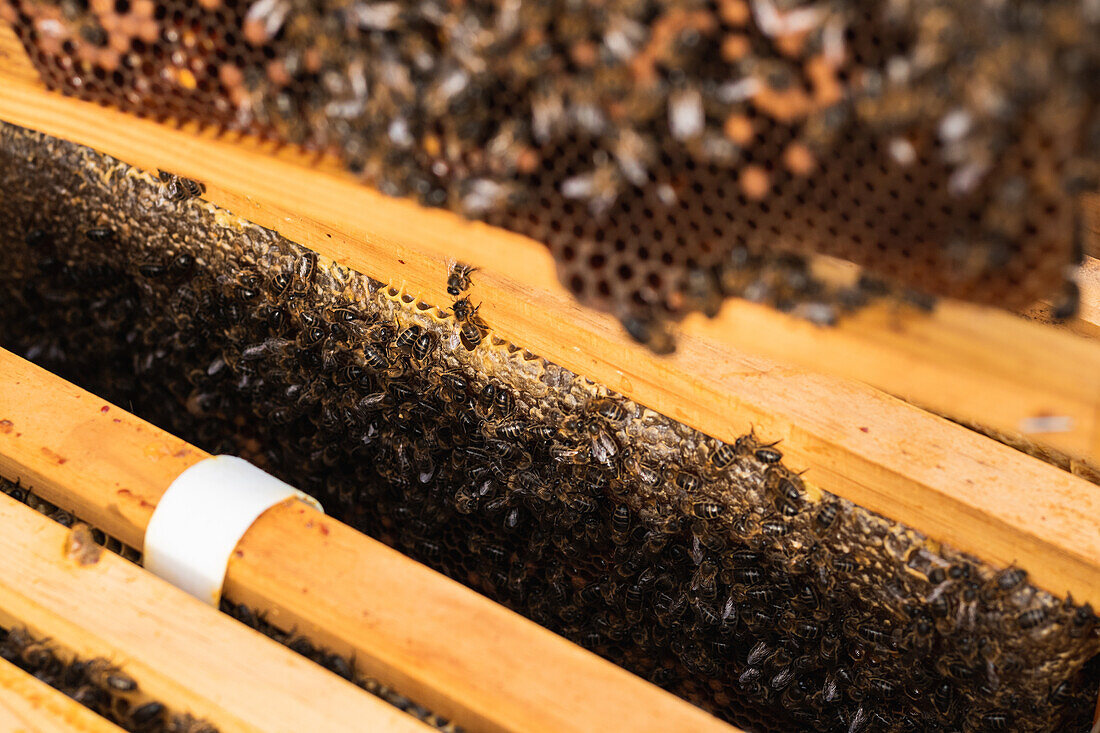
[0,492,437,733]
[1,21,1099,726]
[0,657,126,733]
[0,348,736,733]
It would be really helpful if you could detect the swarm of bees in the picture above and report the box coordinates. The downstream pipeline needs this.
[7,0,1098,352]
[2,125,1099,732]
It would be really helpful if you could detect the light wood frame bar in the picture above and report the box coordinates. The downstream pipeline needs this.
[0,657,127,733]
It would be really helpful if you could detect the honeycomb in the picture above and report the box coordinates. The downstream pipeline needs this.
[0,477,463,732]
[2,123,1099,732]
[3,0,1097,350]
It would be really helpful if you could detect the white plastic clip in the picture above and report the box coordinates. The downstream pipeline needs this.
[143,455,322,605]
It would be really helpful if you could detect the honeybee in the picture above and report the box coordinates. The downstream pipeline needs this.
[85,659,138,692]
[674,470,701,493]
[326,306,359,324]
[486,384,514,416]
[1051,280,1080,321]
[125,702,167,729]
[412,332,435,361]
[297,323,327,349]
[994,566,1027,594]
[452,295,486,350]
[447,262,477,296]
[362,343,390,371]
[493,420,527,440]
[460,320,484,350]
[366,322,397,345]
[269,272,293,298]
[766,467,804,514]
[589,397,628,423]
[294,251,317,288]
[620,313,675,355]
[560,162,622,217]
[395,324,422,352]
[692,501,724,519]
[814,501,840,533]
[1067,604,1096,638]
[710,442,737,470]
[690,561,718,600]
[158,169,205,201]
[526,424,558,441]
[611,505,631,542]
[754,444,783,464]
[452,296,479,323]
[586,421,619,466]
[334,364,364,387]
[85,227,114,243]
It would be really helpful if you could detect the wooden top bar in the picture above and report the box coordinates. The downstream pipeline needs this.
[0,492,435,733]
[1,23,1099,467]
[0,348,737,733]
[0,657,126,733]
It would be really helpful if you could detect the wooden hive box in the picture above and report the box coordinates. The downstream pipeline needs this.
[0,9,1099,733]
